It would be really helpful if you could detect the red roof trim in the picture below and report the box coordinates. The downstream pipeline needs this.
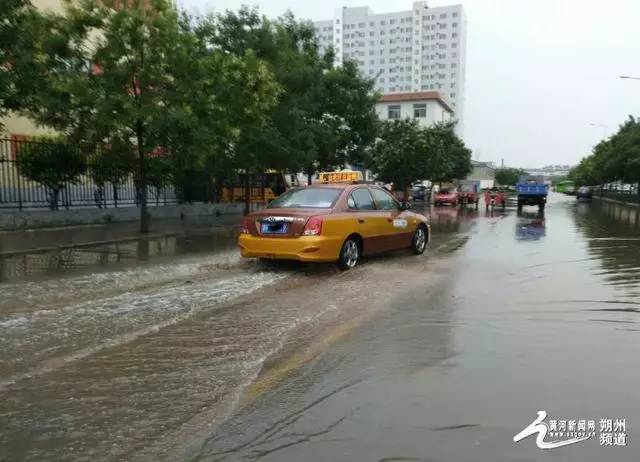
[378,91,454,113]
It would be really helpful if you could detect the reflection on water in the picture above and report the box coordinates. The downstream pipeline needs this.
[0,229,237,283]
[573,200,640,295]
[515,211,546,241]
[428,206,479,234]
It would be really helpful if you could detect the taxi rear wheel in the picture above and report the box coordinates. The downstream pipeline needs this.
[411,225,428,255]
[338,236,361,270]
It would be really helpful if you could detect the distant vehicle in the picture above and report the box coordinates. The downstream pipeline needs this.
[516,175,549,212]
[411,184,430,202]
[221,171,300,204]
[458,180,480,207]
[238,173,430,269]
[576,186,592,201]
[483,187,507,210]
[555,180,575,194]
[434,187,459,207]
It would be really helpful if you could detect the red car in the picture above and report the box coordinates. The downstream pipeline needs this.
[434,188,459,207]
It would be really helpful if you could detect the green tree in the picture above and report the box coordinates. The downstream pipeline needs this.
[568,156,598,186]
[568,116,640,192]
[147,155,173,206]
[318,60,379,170]
[16,137,86,210]
[0,0,46,130]
[27,0,279,229]
[368,119,427,199]
[88,138,136,208]
[204,8,378,191]
[495,167,525,186]
[424,122,472,183]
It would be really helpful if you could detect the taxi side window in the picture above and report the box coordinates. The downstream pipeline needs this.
[349,188,375,210]
[371,188,399,210]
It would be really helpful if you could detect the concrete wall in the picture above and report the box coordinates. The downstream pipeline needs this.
[0,202,251,231]
[375,99,452,127]
[467,164,495,189]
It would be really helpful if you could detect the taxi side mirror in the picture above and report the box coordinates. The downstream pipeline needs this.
[400,202,412,211]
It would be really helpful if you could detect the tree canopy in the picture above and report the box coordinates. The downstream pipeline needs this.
[0,0,47,130]
[495,167,526,186]
[569,116,640,187]
[368,119,472,195]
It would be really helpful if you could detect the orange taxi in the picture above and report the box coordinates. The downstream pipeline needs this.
[238,172,430,269]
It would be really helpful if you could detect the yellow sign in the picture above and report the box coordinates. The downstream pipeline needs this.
[318,171,363,184]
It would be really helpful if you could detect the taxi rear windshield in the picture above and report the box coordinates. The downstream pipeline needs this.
[268,188,342,208]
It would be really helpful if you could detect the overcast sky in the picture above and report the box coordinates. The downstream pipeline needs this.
[181,0,640,168]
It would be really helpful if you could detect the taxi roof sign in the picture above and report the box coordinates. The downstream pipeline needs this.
[318,171,363,184]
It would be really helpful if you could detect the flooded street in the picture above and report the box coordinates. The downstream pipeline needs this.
[2,194,640,461]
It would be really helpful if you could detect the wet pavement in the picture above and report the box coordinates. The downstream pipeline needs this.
[2,194,640,461]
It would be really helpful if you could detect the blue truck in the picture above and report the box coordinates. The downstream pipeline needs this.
[516,175,549,212]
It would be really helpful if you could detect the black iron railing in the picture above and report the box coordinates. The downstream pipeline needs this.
[0,138,177,210]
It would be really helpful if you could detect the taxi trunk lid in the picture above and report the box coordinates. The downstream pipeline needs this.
[248,209,325,238]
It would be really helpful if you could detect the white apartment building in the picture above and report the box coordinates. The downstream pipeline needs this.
[314,1,467,132]
[375,91,453,127]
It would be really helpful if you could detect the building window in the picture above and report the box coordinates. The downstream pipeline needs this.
[388,105,401,119]
[453,22,458,28]
[413,103,427,118]
[453,12,458,18]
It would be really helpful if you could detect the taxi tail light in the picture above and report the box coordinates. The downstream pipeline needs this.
[303,216,323,236]
[239,216,251,234]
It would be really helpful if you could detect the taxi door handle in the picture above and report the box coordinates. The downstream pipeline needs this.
[357,218,365,224]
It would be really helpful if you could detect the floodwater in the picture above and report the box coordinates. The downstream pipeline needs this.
[2,195,640,461]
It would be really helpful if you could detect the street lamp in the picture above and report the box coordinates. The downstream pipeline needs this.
[619,75,640,80]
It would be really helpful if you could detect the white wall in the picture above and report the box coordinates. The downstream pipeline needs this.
[375,99,452,128]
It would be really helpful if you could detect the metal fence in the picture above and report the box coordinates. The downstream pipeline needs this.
[0,138,178,210]
[587,183,640,204]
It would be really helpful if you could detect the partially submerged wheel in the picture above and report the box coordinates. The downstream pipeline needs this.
[411,225,428,255]
[338,236,361,270]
